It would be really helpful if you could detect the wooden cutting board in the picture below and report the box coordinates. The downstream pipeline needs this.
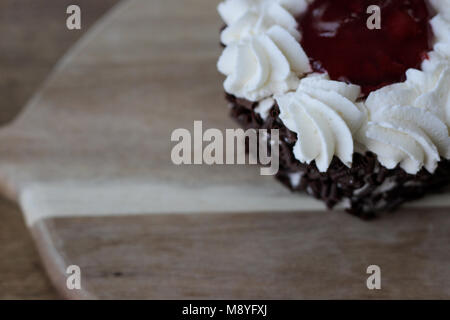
[1,0,450,299]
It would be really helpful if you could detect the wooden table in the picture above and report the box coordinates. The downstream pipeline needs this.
[0,0,119,299]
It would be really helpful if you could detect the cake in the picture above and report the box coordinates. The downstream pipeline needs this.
[217,0,450,218]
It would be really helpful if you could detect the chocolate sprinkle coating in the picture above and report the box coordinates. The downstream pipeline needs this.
[227,93,450,219]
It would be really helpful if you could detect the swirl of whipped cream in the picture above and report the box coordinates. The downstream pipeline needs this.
[218,25,311,101]
[407,53,450,127]
[359,54,450,174]
[430,14,450,58]
[220,1,300,46]
[276,74,364,172]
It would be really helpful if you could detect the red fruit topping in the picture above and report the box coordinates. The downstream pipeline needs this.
[298,0,432,96]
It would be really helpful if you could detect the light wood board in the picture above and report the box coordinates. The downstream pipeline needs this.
[0,0,449,299]
[0,0,119,299]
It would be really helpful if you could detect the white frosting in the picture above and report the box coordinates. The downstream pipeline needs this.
[217,0,311,101]
[218,25,311,101]
[360,53,450,174]
[217,0,450,174]
[254,97,274,120]
[430,14,450,58]
[276,75,364,172]
[220,1,301,45]
[429,0,450,21]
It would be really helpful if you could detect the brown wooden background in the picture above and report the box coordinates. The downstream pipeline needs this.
[0,0,119,299]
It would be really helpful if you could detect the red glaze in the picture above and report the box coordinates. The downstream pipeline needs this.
[298,0,432,95]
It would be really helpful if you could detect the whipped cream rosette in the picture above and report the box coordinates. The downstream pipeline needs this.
[358,53,450,174]
[276,75,364,172]
[431,15,450,58]
[218,25,311,101]
[219,1,301,45]
[217,0,312,101]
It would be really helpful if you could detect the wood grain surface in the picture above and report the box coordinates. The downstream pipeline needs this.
[35,208,450,299]
[0,196,56,299]
[1,0,450,300]
[0,0,119,299]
